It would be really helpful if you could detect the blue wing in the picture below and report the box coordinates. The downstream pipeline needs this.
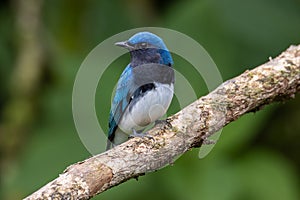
[108,64,133,141]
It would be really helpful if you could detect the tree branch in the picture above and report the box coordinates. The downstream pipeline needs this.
[24,45,300,200]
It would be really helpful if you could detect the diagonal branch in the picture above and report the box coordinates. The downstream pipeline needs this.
[24,45,300,200]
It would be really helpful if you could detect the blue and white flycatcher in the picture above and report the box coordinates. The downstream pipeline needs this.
[106,32,174,150]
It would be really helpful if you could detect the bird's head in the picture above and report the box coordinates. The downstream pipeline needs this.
[115,32,173,67]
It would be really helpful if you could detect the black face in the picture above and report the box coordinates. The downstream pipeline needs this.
[130,48,161,67]
[129,43,162,67]
[115,40,173,67]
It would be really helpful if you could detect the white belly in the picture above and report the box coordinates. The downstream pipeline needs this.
[118,83,173,134]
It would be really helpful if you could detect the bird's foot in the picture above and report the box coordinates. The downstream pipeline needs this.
[154,119,166,125]
[129,129,155,141]
[154,119,172,128]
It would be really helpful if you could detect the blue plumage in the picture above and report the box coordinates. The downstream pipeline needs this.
[106,32,174,150]
[108,65,133,140]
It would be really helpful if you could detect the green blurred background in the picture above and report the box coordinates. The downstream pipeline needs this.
[1,0,300,199]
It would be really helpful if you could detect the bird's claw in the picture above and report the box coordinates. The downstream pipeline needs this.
[129,129,155,142]
[154,119,172,129]
[154,119,166,125]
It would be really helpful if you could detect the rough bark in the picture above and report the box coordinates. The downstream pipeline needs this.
[24,45,300,200]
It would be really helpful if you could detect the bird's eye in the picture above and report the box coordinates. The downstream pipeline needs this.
[139,42,147,49]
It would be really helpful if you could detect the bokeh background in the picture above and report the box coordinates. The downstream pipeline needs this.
[1,0,300,199]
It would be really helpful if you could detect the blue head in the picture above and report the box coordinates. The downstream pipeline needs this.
[115,32,173,67]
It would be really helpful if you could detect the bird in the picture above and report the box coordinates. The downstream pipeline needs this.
[106,32,174,150]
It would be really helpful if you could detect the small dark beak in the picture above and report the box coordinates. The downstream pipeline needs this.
[115,41,133,50]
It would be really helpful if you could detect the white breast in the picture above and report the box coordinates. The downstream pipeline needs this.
[118,83,174,134]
